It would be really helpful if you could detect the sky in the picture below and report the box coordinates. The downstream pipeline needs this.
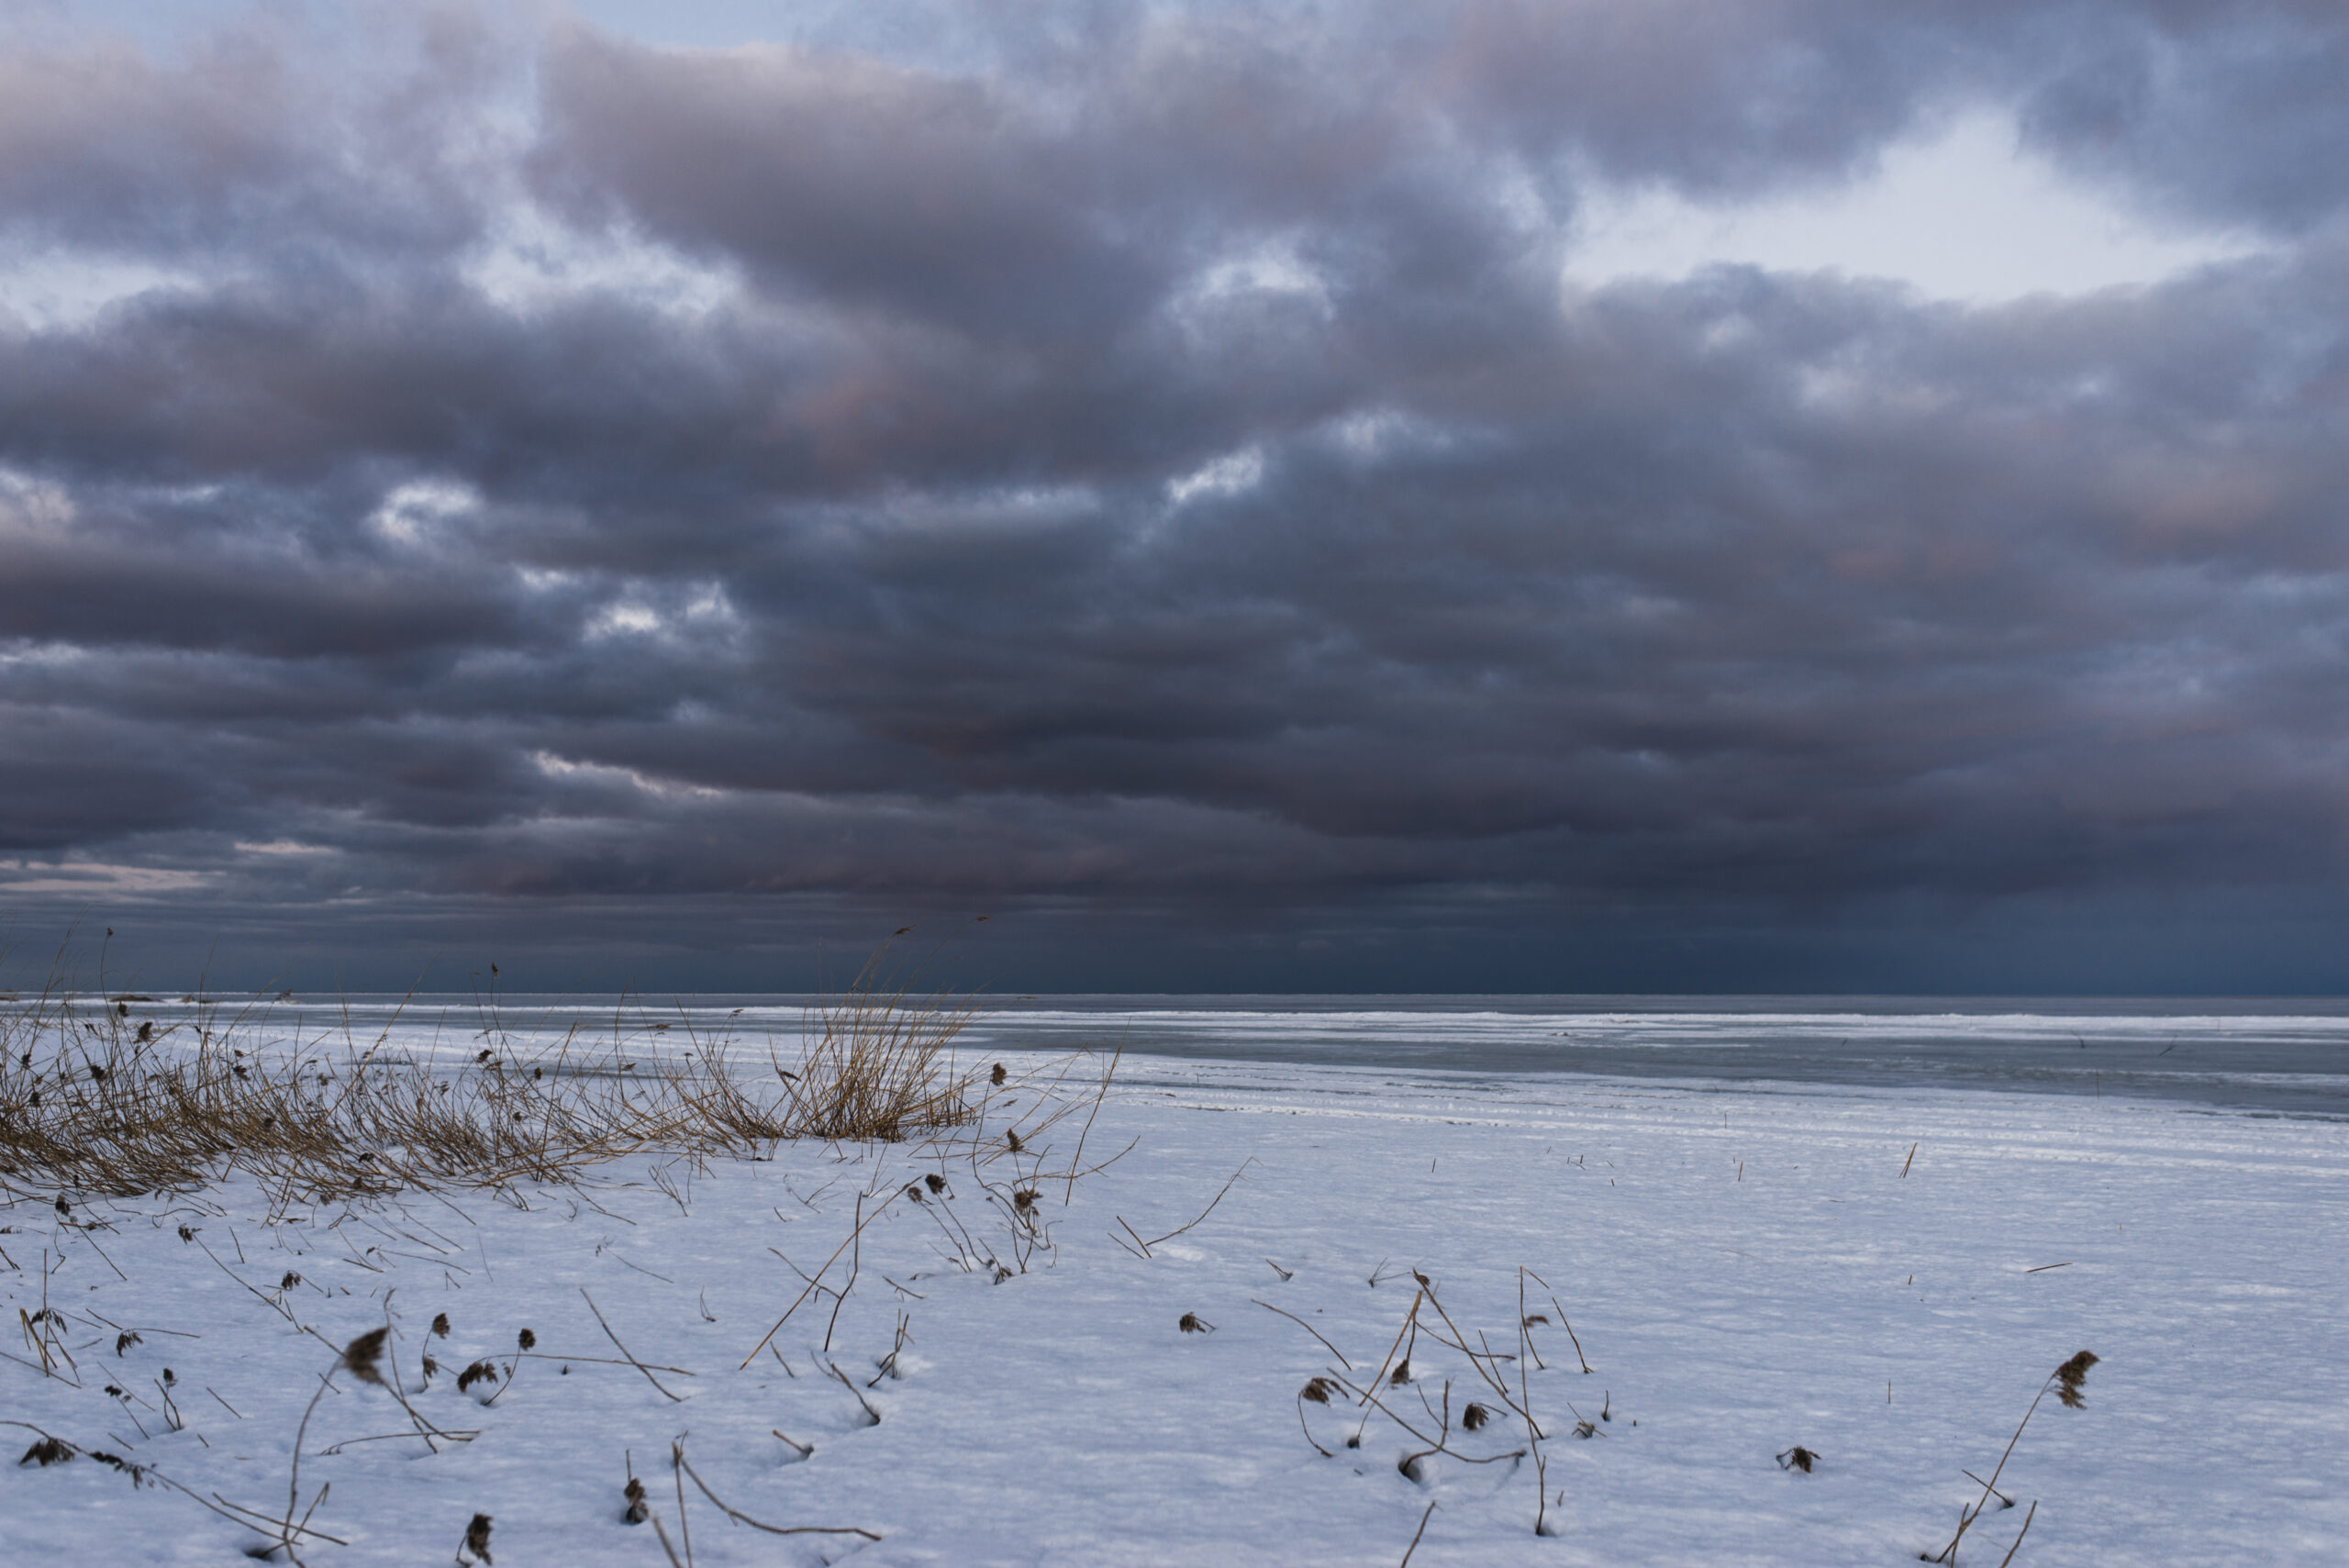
[1,0,2345,995]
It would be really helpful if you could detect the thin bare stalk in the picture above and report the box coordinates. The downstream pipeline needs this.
[580,1290,683,1403]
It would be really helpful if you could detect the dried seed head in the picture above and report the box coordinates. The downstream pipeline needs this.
[517,1328,536,1351]
[53,1195,69,1217]
[1300,1377,1338,1405]
[1013,1186,1039,1213]
[2054,1350,2099,1408]
[456,1360,500,1394]
[1521,1313,1549,1327]
[1389,1358,1412,1386]
[421,1354,438,1381]
[924,1173,946,1194]
[463,1512,494,1564]
[1006,1129,1024,1153]
[904,1181,927,1203]
[991,1063,1007,1086]
[430,1313,451,1338]
[161,1368,175,1385]
[1463,1403,1491,1431]
[622,1476,649,1524]
[280,1271,301,1292]
[1178,1312,1214,1334]
[18,1436,72,1466]
[340,1328,389,1386]
[1777,1445,1818,1473]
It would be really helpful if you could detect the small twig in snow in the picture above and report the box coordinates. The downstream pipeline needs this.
[1399,1499,1438,1567]
[579,1290,683,1402]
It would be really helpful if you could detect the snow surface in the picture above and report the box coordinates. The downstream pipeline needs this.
[6,1051,2345,1566]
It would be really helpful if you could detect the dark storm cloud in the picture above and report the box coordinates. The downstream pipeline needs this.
[2,0,2346,991]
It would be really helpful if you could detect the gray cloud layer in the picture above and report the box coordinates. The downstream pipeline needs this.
[2,1,2345,991]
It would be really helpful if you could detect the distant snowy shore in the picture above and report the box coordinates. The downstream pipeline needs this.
[6,1055,2344,1565]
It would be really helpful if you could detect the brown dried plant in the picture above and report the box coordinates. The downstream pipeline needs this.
[1263,1266,1577,1536]
[2053,1351,2098,1409]
[1929,1351,2099,1565]
[340,1328,388,1386]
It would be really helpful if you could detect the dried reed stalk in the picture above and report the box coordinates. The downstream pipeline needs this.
[1931,1352,2099,1564]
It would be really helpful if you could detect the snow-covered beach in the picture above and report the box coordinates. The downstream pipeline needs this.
[5,1004,2344,1566]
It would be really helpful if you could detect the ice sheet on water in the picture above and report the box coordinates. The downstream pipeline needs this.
[64,992,2349,1112]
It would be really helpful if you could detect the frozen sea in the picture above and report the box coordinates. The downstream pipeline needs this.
[131,991,2349,1117]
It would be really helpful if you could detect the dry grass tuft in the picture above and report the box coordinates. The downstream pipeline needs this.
[0,935,990,1199]
[767,939,985,1144]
